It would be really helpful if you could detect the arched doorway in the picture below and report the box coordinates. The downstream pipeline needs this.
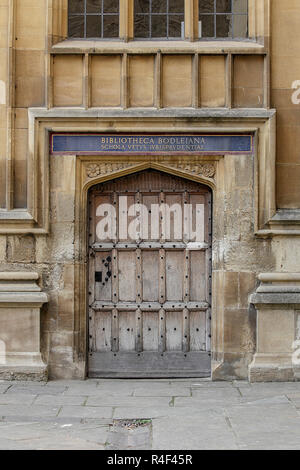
[87,169,212,377]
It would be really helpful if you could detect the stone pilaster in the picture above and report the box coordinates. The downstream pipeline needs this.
[0,272,48,381]
[249,273,300,382]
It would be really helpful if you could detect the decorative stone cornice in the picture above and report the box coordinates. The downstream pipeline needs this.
[250,272,300,304]
[85,161,216,180]
[162,162,216,179]
[86,162,137,178]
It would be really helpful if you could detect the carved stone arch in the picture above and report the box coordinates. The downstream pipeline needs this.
[75,157,216,373]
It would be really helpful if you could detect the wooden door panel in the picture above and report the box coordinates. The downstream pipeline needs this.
[119,195,135,242]
[94,311,112,351]
[141,194,160,241]
[165,194,183,241]
[118,251,136,301]
[190,311,207,351]
[119,311,136,351]
[95,252,112,301]
[190,251,207,301]
[166,251,184,301]
[142,251,159,301]
[166,311,183,351]
[94,195,114,242]
[142,311,159,351]
[88,170,211,378]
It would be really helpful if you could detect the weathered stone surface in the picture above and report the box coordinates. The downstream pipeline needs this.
[0,1,299,384]
[0,272,47,381]
[0,379,299,449]
[7,236,35,263]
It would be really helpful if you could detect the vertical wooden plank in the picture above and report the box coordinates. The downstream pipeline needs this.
[94,311,112,351]
[95,252,112,301]
[166,251,183,301]
[112,191,118,244]
[94,194,113,242]
[135,307,143,352]
[159,248,166,305]
[119,311,135,351]
[184,249,190,304]
[88,193,95,353]
[165,193,182,241]
[191,193,206,243]
[135,190,141,242]
[190,311,207,351]
[190,251,206,301]
[158,308,166,353]
[119,251,136,301]
[143,312,159,351]
[206,308,211,352]
[182,308,190,352]
[121,194,135,242]
[183,190,189,243]
[166,311,182,351]
[143,194,159,240]
[136,248,142,304]
[142,251,159,302]
[111,308,119,352]
[112,247,119,305]
[160,190,165,242]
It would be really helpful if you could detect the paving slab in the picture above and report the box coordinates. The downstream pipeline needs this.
[34,394,87,406]
[58,405,113,419]
[0,404,60,418]
[86,396,171,407]
[0,394,37,405]
[0,380,299,449]
[133,383,191,397]
[112,405,224,419]
[152,413,239,450]
[239,382,300,400]
[6,384,67,395]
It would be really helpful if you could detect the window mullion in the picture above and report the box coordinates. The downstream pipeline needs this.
[84,0,87,38]
[150,0,152,39]
[167,0,169,39]
[214,0,217,39]
[101,0,104,39]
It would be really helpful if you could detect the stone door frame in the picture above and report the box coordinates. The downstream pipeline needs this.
[77,155,217,378]
[24,109,276,379]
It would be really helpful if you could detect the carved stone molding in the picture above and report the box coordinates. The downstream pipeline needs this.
[85,162,137,178]
[85,161,216,180]
[162,162,216,179]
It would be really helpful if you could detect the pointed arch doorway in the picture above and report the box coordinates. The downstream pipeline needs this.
[88,169,212,378]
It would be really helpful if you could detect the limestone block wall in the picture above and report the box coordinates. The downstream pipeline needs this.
[0,0,269,216]
[49,52,265,110]
[0,0,299,380]
[0,0,9,209]
[271,0,300,208]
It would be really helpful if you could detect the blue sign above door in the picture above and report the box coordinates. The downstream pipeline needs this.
[51,134,253,155]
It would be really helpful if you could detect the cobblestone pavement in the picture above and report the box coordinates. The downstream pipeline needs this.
[0,379,300,449]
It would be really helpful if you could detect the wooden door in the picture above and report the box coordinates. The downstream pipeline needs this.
[88,170,211,377]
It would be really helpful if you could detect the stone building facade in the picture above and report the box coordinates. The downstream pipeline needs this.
[0,0,299,382]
